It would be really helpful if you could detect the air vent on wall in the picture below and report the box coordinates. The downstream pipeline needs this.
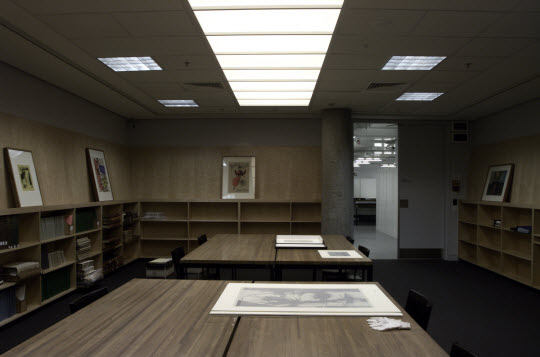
[367,82,406,90]
[184,82,224,89]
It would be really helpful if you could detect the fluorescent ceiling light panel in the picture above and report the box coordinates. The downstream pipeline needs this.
[98,57,161,72]
[230,82,317,92]
[189,0,344,10]
[194,9,340,35]
[158,100,198,107]
[238,99,311,106]
[374,143,383,147]
[216,54,326,69]
[382,56,446,70]
[234,92,313,100]
[224,70,320,81]
[396,92,444,101]
[207,35,332,54]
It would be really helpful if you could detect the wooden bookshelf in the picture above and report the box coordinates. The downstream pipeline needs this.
[458,201,537,289]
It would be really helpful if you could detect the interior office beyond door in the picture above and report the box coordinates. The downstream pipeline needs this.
[353,123,398,259]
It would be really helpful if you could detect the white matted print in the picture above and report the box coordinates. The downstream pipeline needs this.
[481,164,513,202]
[4,148,43,207]
[222,157,255,199]
[276,235,323,244]
[319,250,363,259]
[86,148,113,201]
[211,283,402,316]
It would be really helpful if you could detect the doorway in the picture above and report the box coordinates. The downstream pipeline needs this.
[353,123,398,259]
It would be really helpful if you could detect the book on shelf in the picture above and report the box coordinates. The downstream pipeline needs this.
[103,215,122,229]
[76,237,92,260]
[42,267,71,301]
[0,216,19,250]
[511,226,532,234]
[0,262,40,282]
[0,285,16,322]
[45,250,66,269]
[76,209,97,232]
[40,214,73,241]
[41,245,49,270]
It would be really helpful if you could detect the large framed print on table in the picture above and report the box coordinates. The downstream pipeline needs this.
[222,156,255,199]
[481,164,514,202]
[4,148,43,207]
[86,148,113,201]
[211,283,402,316]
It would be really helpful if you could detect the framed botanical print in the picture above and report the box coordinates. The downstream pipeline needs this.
[482,164,514,202]
[4,148,43,207]
[222,157,255,199]
[86,148,113,201]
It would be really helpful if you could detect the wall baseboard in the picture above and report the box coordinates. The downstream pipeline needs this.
[399,248,442,259]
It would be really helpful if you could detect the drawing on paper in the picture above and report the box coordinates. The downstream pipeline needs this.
[228,162,249,193]
[93,157,110,192]
[18,165,34,191]
[235,287,372,308]
[328,251,350,257]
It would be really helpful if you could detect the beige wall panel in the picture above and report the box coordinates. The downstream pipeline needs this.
[0,114,132,208]
[467,134,540,204]
[130,146,321,201]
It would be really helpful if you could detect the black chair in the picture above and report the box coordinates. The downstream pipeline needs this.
[345,235,354,244]
[171,246,187,279]
[69,288,109,314]
[197,234,208,246]
[358,245,370,257]
[405,289,432,331]
[450,343,477,357]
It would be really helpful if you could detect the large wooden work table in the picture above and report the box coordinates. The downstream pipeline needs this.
[180,234,373,281]
[1,279,448,357]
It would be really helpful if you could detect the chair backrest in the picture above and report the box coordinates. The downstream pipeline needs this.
[69,288,109,314]
[197,234,208,246]
[357,245,370,257]
[405,289,432,331]
[450,343,477,357]
[345,236,354,244]
[171,246,186,279]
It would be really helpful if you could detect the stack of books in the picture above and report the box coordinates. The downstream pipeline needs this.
[77,260,103,287]
[141,211,166,220]
[0,262,40,282]
[47,251,66,269]
[275,235,326,248]
[0,216,19,250]
[76,237,92,260]
[103,255,124,275]
[123,211,138,226]
[102,214,122,229]
[40,214,72,240]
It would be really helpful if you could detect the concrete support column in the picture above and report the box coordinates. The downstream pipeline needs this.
[321,108,353,237]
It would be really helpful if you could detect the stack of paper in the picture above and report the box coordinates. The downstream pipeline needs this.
[76,237,92,260]
[275,235,326,248]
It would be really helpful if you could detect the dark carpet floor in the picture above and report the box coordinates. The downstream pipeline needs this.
[1,259,539,356]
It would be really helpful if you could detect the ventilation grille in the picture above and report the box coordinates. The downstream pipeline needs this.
[184,82,224,89]
[367,82,406,90]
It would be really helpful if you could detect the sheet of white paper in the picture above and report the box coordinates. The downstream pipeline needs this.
[276,235,323,244]
[318,250,362,259]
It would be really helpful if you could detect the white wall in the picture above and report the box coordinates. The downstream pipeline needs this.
[0,61,128,144]
[353,166,378,198]
[376,167,398,238]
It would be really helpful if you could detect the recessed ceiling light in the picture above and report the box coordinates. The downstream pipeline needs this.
[189,0,344,10]
[207,35,332,54]
[98,57,161,72]
[234,92,313,100]
[216,54,325,69]
[158,100,199,107]
[238,99,311,106]
[224,70,320,81]
[382,56,446,71]
[373,143,383,147]
[396,92,443,101]
[194,9,341,35]
[230,82,317,92]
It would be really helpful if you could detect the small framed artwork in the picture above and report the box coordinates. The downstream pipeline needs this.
[86,148,113,201]
[222,156,255,199]
[4,148,43,207]
[482,164,514,202]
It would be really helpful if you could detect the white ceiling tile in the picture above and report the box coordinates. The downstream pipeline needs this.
[151,55,217,70]
[323,54,390,70]
[482,13,540,38]
[37,14,129,39]
[398,37,470,55]
[331,35,406,55]
[345,0,520,11]
[337,9,425,35]
[413,11,501,37]
[456,38,537,57]
[434,56,503,71]
[119,70,224,83]
[16,0,184,14]
[75,37,210,57]
[318,69,424,83]
[113,11,199,37]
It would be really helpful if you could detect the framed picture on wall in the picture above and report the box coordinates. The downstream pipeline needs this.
[4,148,43,207]
[222,157,255,199]
[86,148,114,201]
[481,164,514,202]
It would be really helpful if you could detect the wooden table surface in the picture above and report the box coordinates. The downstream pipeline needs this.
[226,282,448,357]
[276,235,373,266]
[1,280,239,357]
[181,234,276,265]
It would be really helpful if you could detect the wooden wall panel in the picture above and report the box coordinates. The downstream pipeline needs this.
[467,134,540,204]
[130,146,321,201]
[0,114,132,209]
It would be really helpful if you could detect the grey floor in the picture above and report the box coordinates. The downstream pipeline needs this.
[354,223,398,259]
